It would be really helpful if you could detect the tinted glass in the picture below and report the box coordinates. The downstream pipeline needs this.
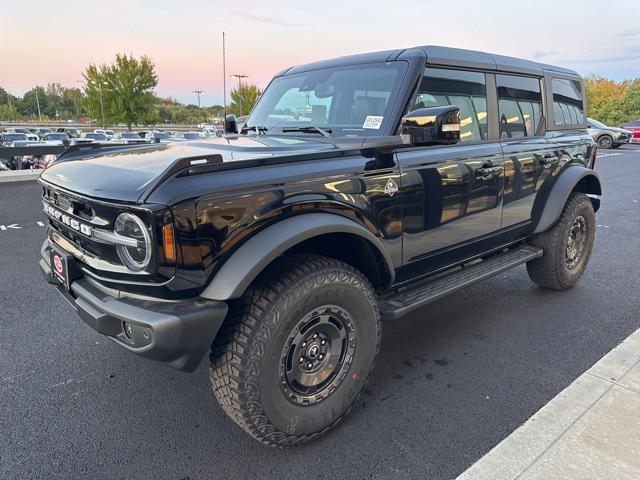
[413,68,487,141]
[552,78,584,126]
[497,74,543,138]
[247,62,406,137]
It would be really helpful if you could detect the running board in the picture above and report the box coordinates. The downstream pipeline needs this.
[381,245,543,320]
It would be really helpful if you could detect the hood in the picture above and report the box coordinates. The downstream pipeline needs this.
[39,135,346,202]
[607,127,633,134]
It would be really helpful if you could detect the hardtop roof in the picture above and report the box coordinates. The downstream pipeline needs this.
[281,45,579,78]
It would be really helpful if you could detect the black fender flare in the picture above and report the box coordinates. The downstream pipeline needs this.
[199,213,395,300]
[533,165,602,234]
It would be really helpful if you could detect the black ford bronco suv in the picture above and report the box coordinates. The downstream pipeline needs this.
[39,46,600,446]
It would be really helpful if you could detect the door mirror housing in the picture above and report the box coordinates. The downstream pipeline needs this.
[400,105,461,146]
[224,114,238,134]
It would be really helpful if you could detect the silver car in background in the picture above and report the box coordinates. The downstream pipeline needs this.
[587,118,633,149]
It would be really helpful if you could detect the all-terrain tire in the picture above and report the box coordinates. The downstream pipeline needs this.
[527,192,596,289]
[209,253,381,446]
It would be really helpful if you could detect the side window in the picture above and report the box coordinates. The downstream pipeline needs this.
[552,78,585,126]
[496,74,543,138]
[413,68,487,142]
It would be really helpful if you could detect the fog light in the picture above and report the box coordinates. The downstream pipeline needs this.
[123,321,133,339]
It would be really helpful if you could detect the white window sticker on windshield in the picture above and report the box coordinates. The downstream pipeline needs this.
[363,115,384,129]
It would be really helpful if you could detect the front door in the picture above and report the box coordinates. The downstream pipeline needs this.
[397,67,503,269]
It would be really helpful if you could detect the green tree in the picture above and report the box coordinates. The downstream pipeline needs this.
[623,79,640,122]
[17,86,47,119]
[584,76,628,126]
[83,54,158,130]
[229,83,261,117]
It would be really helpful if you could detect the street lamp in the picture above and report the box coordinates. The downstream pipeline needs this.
[34,88,42,122]
[193,90,204,108]
[231,74,248,116]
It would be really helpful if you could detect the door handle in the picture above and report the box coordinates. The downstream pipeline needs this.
[476,166,503,180]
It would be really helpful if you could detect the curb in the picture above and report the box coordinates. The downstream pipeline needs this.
[457,328,640,480]
[0,171,41,183]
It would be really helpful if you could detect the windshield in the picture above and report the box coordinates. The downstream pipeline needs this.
[3,134,28,142]
[154,132,171,139]
[122,132,139,139]
[246,62,407,137]
[588,118,608,129]
[46,134,67,140]
[86,133,106,140]
[183,133,200,139]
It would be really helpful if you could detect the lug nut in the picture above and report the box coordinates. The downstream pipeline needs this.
[307,363,313,369]
[313,333,318,339]
[299,357,304,363]
[319,354,324,360]
[302,342,307,347]
[320,340,326,346]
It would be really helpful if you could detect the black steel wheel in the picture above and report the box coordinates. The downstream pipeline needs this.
[210,254,381,446]
[280,305,356,406]
[527,192,596,289]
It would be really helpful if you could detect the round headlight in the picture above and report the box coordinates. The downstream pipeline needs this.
[114,213,152,271]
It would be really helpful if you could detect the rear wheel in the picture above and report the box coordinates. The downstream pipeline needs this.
[527,192,596,289]
[209,254,381,446]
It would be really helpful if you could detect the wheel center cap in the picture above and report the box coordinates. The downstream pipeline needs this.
[307,344,320,359]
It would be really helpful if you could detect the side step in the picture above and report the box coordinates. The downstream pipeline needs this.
[380,245,543,320]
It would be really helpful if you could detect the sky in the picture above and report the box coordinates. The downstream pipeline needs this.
[1,0,639,106]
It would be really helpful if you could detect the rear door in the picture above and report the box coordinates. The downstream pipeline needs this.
[497,74,558,227]
[397,67,504,267]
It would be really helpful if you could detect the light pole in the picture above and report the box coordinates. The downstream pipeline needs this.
[98,85,106,129]
[77,80,106,128]
[193,90,204,108]
[231,74,248,115]
[34,88,42,122]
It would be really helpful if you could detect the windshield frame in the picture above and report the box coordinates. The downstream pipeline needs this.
[587,118,608,129]
[245,61,409,138]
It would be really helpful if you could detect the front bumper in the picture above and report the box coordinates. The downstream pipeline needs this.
[39,244,228,372]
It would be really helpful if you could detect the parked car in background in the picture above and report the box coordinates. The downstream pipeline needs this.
[31,127,54,139]
[5,127,32,135]
[41,133,70,146]
[145,131,173,143]
[1,132,28,145]
[587,118,633,149]
[94,129,115,140]
[26,133,40,142]
[56,127,82,138]
[83,132,108,143]
[202,126,222,137]
[114,132,149,144]
[620,120,640,143]
[172,131,201,141]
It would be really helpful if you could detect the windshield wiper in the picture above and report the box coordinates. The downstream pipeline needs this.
[281,125,333,138]
[241,125,269,134]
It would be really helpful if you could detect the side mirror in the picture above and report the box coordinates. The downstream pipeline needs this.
[224,114,238,134]
[400,105,461,146]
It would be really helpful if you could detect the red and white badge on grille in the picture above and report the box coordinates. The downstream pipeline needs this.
[53,254,64,275]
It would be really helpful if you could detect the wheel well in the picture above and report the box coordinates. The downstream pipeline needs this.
[573,174,601,211]
[284,232,391,289]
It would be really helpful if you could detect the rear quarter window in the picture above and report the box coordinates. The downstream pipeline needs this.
[552,78,585,127]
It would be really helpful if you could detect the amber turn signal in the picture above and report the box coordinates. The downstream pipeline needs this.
[162,224,176,262]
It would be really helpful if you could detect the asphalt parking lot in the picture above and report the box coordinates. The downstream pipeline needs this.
[1,146,640,480]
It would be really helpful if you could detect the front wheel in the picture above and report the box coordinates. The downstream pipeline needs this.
[209,254,381,446]
[597,135,613,149]
[527,192,596,289]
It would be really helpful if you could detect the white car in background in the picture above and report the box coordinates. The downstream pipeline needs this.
[172,131,202,141]
[93,129,115,140]
[114,131,148,144]
[41,133,70,146]
[145,131,173,143]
